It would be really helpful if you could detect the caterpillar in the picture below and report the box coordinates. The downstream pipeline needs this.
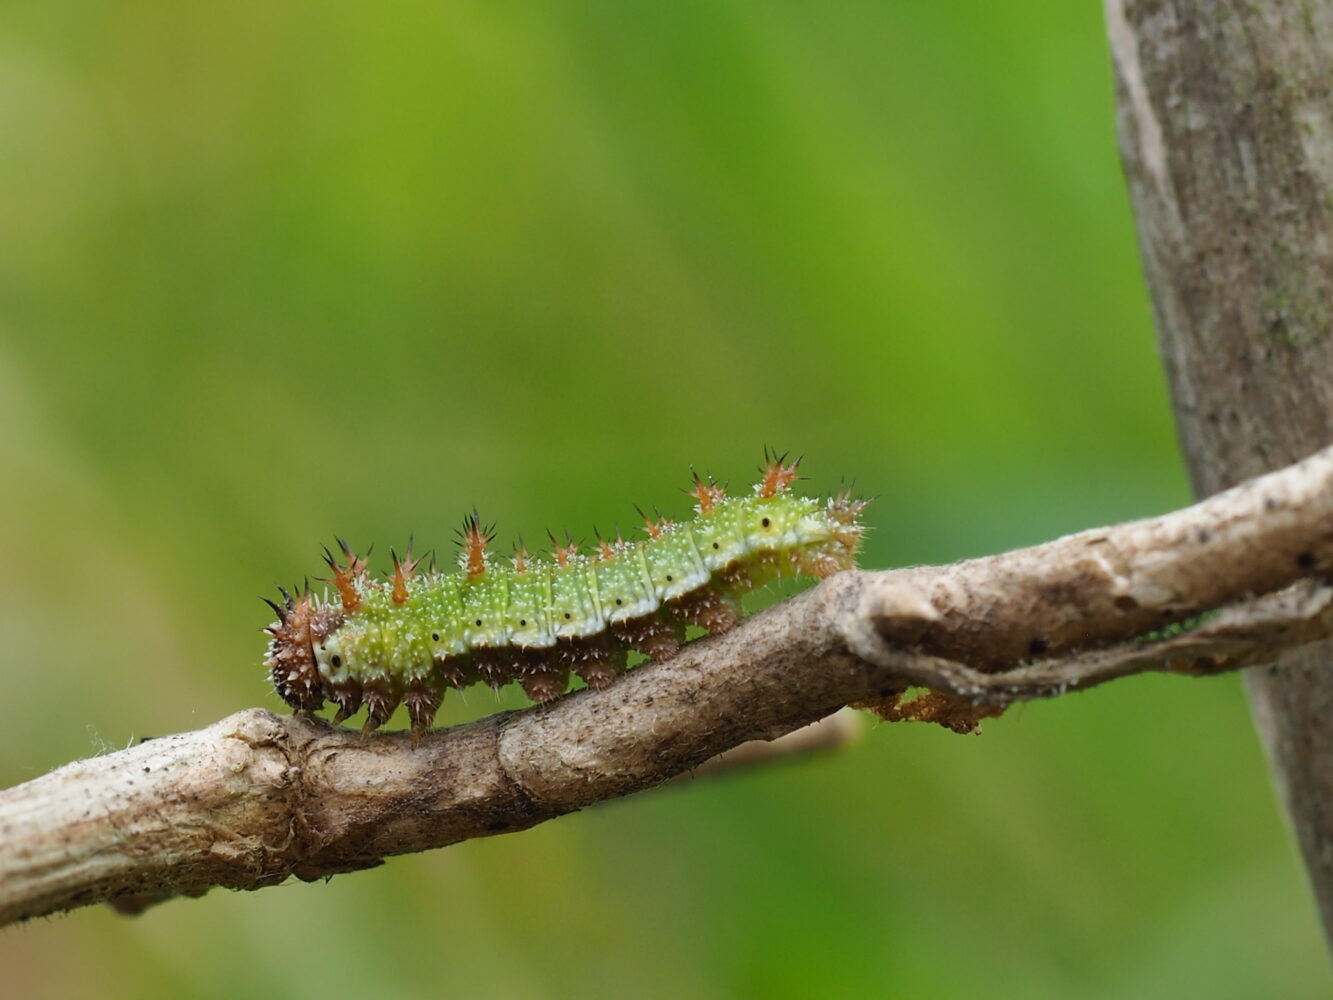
[264,453,868,736]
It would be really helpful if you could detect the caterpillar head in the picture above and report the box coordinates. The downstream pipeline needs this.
[263,588,344,712]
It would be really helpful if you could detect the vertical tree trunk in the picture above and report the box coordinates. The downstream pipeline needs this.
[1107,1,1333,948]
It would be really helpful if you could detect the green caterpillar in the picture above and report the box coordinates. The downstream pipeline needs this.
[264,453,868,736]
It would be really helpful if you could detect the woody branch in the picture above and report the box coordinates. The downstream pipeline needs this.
[3,443,1332,927]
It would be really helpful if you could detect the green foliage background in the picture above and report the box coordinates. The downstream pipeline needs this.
[1,2,1327,996]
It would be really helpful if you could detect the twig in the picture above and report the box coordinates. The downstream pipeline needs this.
[3,442,1333,926]
[679,708,864,779]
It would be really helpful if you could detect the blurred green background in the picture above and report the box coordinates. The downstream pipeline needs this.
[1,1,1327,996]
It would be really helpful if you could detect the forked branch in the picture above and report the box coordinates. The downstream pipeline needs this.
[3,443,1332,926]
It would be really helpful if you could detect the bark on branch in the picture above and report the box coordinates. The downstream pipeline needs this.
[4,443,1333,926]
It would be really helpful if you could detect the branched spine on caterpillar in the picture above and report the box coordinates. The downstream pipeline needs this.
[264,453,869,737]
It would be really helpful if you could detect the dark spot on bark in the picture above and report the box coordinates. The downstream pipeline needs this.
[1297,551,1317,570]
[1264,496,1277,510]
[487,820,511,832]
[1196,528,1211,543]
[1028,637,1049,655]
[1114,596,1139,611]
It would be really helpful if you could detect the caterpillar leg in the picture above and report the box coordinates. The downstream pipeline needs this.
[611,613,686,661]
[559,636,627,690]
[360,677,402,737]
[668,586,742,634]
[404,679,444,741]
[519,666,571,703]
[329,680,363,726]
[473,648,511,689]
